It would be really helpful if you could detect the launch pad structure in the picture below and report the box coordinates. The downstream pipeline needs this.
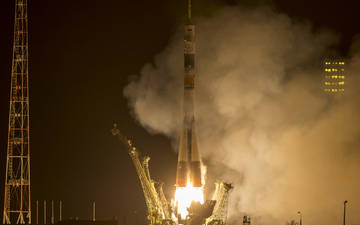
[111,125,233,225]
[112,0,233,225]
[3,0,32,224]
[0,0,233,224]
[1,0,232,224]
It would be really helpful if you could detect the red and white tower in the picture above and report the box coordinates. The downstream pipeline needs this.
[3,0,31,223]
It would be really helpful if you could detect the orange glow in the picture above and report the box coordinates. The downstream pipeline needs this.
[175,181,204,219]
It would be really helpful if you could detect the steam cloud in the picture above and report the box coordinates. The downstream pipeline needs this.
[124,7,360,225]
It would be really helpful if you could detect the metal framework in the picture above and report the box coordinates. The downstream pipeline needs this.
[206,183,233,225]
[156,182,170,220]
[111,124,234,225]
[111,124,170,225]
[3,0,31,224]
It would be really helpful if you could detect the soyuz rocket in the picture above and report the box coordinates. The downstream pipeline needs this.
[176,0,202,188]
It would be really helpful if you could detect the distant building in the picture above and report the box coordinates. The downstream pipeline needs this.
[323,59,345,93]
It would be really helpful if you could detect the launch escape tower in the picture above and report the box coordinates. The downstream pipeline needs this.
[3,0,32,224]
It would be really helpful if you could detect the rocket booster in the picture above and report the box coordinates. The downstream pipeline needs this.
[176,0,202,188]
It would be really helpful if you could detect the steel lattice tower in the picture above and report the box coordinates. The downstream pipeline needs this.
[3,0,31,224]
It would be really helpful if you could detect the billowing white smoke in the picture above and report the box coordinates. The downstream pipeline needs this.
[124,7,360,225]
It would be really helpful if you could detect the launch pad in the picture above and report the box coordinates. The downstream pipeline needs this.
[111,125,233,225]
[112,1,233,225]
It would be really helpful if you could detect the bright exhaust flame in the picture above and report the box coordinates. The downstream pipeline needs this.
[175,181,204,219]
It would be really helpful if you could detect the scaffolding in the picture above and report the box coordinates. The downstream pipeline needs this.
[112,125,233,225]
[3,0,31,223]
[111,124,172,225]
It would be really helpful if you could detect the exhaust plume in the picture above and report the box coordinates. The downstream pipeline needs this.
[124,7,360,225]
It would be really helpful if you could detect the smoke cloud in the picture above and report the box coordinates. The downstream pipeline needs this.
[124,7,360,225]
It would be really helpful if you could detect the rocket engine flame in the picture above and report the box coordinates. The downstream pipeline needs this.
[175,181,204,219]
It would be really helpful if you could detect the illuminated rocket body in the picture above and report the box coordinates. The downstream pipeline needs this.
[176,0,202,188]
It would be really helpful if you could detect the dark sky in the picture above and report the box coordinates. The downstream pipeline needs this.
[1,0,360,224]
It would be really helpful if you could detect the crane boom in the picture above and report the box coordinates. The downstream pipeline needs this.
[112,124,232,225]
[157,182,171,220]
[111,124,165,223]
[206,182,233,225]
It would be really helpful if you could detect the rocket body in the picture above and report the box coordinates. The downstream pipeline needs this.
[176,23,202,187]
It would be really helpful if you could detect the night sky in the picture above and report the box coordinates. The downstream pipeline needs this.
[1,0,360,224]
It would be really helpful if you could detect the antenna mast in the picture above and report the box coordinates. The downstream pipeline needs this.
[3,0,31,223]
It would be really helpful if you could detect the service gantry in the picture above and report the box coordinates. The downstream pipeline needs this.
[111,124,233,225]
[3,0,31,224]
[111,124,172,225]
